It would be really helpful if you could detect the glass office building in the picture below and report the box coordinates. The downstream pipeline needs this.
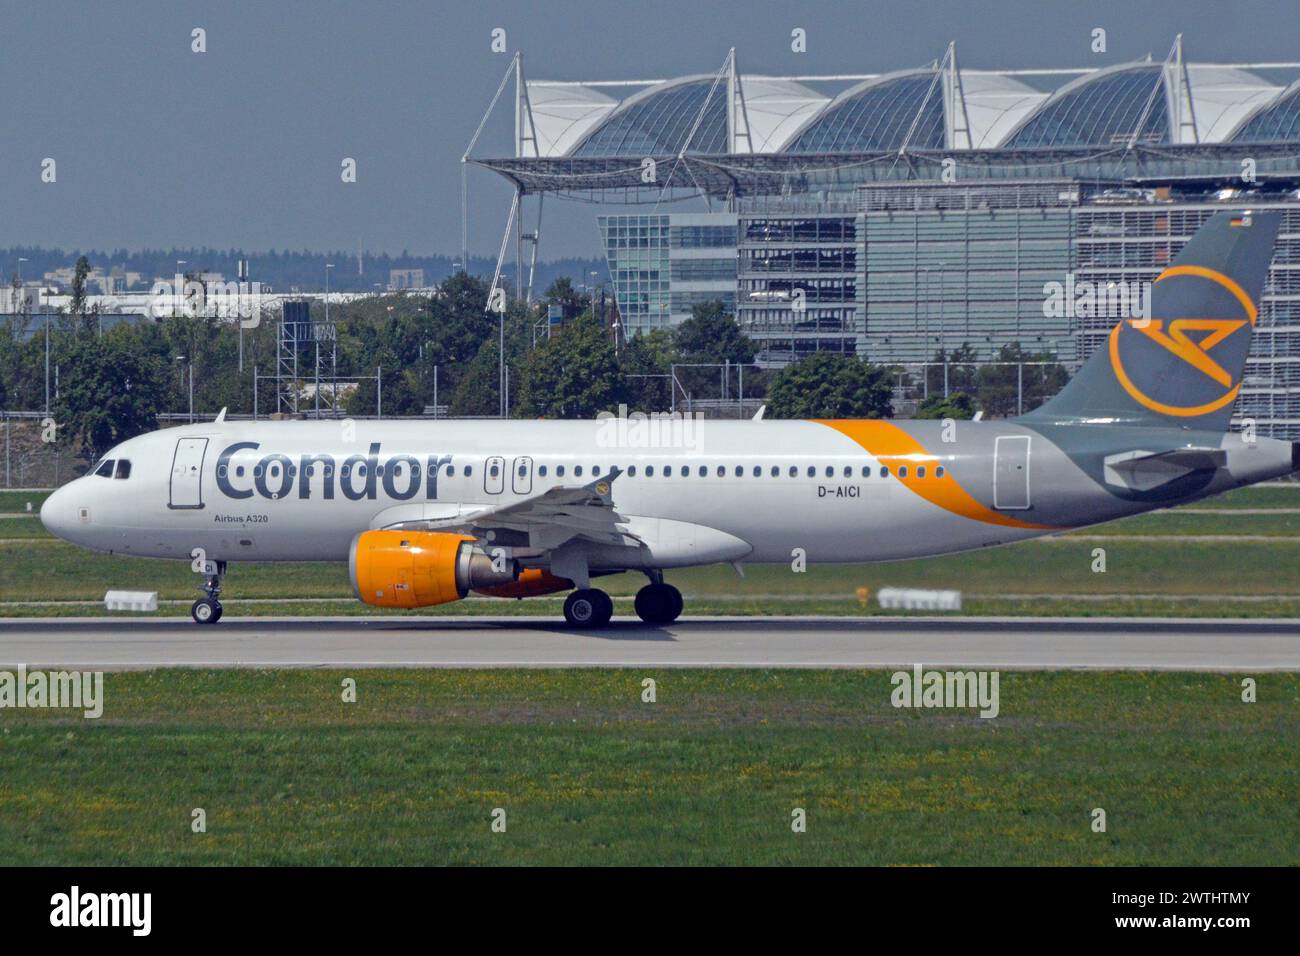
[488,45,1300,434]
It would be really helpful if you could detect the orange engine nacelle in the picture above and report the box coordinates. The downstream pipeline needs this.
[349,530,517,609]
[474,568,574,600]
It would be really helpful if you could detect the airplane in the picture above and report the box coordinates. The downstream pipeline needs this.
[40,211,1298,626]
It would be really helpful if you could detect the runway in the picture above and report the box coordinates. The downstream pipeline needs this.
[1,615,1298,671]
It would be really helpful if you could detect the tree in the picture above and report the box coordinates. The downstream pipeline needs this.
[544,276,589,320]
[673,300,756,366]
[975,343,1070,418]
[513,314,626,418]
[671,300,756,401]
[914,391,976,420]
[69,255,91,315]
[766,352,893,419]
[53,326,169,459]
[619,327,674,412]
[924,342,978,396]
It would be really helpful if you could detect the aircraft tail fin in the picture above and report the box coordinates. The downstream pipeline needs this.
[1024,210,1280,431]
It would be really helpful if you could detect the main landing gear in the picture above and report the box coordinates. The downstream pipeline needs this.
[563,588,614,627]
[560,572,683,628]
[191,561,227,625]
[634,572,683,625]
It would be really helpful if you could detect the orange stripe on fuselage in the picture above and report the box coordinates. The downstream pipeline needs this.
[813,420,1059,531]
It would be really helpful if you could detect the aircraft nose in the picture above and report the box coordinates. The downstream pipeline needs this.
[39,485,76,541]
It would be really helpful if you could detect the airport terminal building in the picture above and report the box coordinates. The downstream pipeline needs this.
[473,41,1300,435]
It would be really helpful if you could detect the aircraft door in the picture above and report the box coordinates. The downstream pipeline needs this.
[169,437,209,509]
[994,435,1031,510]
[511,456,533,495]
[484,456,505,495]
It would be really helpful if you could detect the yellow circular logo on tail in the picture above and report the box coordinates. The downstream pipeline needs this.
[1109,265,1256,417]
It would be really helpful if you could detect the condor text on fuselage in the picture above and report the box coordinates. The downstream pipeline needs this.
[215,441,455,503]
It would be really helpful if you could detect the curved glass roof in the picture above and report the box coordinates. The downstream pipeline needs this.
[1231,81,1300,142]
[1002,65,1170,148]
[784,71,944,153]
[570,78,727,157]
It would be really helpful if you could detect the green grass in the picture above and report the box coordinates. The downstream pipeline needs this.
[1198,484,1300,508]
[0,669,1294,865]
[0,491,47,514]
[1076,510,1300,536]
[0,516,53,539]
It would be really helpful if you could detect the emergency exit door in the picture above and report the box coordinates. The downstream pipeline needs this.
[994,435,1031,510]
[169,437,209,510]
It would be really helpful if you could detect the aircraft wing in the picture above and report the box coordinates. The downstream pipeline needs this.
[379,467,638,550]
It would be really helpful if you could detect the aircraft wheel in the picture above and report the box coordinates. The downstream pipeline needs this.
[564,589,613,627]
[191,598,222,625]
[635,583,683,624]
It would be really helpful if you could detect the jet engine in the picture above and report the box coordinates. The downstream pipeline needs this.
[349,530,518,609]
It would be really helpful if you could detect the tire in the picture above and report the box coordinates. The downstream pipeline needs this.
[191,598,220,625]
[635,583,683,624]
[591,589,614,626]
[564,589,612,627]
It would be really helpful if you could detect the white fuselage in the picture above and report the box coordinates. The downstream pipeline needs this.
[40,418,1065,567]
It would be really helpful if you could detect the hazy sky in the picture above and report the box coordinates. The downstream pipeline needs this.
[2,0,1297,260]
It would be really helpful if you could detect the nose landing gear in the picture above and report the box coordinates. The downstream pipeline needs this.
[191,561,226,625]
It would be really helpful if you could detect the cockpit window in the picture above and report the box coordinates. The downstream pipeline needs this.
[115,460,132,479]
[94,459,115,478]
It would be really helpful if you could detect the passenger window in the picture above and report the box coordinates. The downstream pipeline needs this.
[538,465,548,477]
[770,466,779,477]
[463,465,472,477]
[680,465,689,477]
[592,466,602,477]
[575,466,584,477]
[735,466,743,477]
[445,465,454,477]
[862,466,871,478]
[880,466,889,478]
[646,465,655,477]
[917,466,926,478]
[490,464,499,478]
[557,465,566,477]
[825,466,834,478]
[789,466,797,477]
[628,465,637,476]
[95,459,114,478]
[716,465,725,477]
[843,466,852,478]
[236,465,245,477]
[664,467,672,478]
[899,466,908,478]
[936,466,946,478]
[698,465,707,477]
[807,466,815,478]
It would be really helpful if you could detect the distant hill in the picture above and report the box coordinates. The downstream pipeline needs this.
[1,247,607,293]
